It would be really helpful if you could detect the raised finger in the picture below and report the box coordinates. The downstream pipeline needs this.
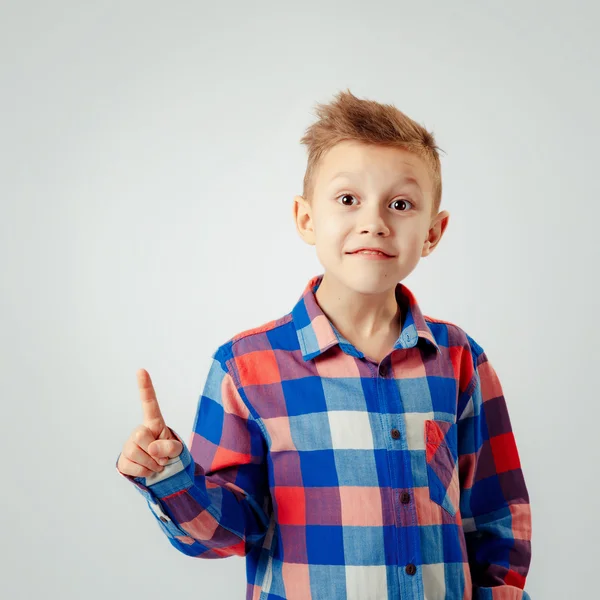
[136,369,166,430]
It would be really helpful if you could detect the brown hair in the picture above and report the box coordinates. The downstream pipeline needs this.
[299,88,445,215]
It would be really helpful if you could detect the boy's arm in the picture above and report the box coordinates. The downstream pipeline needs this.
[457,337,532,599]
[115,347,272,558]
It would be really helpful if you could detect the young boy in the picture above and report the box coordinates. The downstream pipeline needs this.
[116,89,532,600]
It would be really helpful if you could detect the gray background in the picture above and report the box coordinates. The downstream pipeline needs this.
[1,1,598,598]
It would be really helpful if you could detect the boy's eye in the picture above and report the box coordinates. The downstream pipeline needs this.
[390,198,413,211]
[337,194,413,211]
[338,194,357,206]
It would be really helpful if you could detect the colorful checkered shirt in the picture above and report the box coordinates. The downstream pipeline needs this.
[116,273,532,600]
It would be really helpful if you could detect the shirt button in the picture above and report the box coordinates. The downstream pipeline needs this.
[391,428,400,440]
[405,564,416,576]
[400,491,411,504]
[159,516,168,523]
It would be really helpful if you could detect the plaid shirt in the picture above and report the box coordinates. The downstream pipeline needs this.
[116,273,532,600]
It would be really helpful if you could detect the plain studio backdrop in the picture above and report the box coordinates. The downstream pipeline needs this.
[1,1,598,598]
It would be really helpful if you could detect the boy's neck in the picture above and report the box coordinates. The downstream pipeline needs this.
[314,272,402,340]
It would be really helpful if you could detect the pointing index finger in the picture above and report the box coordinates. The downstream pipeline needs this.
[137,369,166,429]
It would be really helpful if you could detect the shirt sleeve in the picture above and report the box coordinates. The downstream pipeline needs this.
[457,336,533,599]
[115,347,272,558]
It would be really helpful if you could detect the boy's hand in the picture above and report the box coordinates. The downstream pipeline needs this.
[116,369,183,478]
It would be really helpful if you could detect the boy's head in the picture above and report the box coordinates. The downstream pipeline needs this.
[293,89,450,296]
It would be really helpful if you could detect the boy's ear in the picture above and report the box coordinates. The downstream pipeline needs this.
[293,195,316,246]
[422,210,450,257]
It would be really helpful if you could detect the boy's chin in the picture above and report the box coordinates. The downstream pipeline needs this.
[325,268,401,294]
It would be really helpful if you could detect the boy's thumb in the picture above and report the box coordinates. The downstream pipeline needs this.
[148,438,183,460]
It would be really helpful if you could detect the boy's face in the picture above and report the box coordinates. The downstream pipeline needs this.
[293,141,449,295]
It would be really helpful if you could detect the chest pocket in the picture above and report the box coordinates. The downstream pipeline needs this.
[424,419,460,517]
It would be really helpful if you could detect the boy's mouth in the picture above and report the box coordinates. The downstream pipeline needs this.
[346,247,395,257]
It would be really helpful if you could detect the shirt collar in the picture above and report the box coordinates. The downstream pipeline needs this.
[291,273,441,362]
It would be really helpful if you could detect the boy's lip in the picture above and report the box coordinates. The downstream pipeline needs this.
[346,247,396,257]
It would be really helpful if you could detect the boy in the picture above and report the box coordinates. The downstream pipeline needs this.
[116,89,532,600]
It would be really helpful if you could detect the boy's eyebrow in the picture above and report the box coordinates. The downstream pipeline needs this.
[328,171,422,189]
